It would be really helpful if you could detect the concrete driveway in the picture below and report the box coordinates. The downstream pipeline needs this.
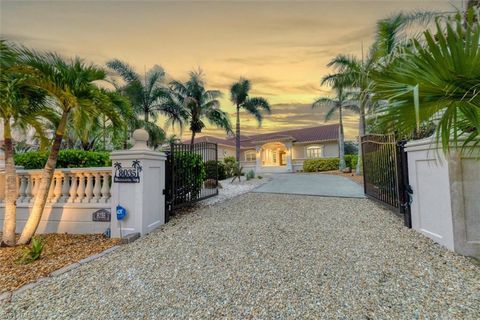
[253,173,365,198]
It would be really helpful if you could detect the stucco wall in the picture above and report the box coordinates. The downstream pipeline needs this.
[406,138,480,258]
[218,145,236,161]
[292,141,339,159]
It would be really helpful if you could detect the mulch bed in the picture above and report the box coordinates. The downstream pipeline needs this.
[320,170,364,185]
[0,233,120,293]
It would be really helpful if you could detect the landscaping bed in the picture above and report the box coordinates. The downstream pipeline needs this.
[0,233,119,293]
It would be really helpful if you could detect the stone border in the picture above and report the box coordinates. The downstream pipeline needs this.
[0,245,121,303]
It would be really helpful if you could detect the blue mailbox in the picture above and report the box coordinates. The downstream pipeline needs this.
[116,205,127,221]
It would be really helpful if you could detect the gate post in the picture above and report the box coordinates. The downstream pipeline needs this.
[396,140,412,228]
[110,129,166,238]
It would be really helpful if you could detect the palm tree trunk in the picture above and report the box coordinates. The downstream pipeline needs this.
[18,110,69,245]
[356,101,366,176]
[338,106,346,170]
[235,105,241,180]
[190,130,196,146]
[1,119,17,247]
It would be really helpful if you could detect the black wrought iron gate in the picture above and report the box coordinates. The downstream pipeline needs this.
[164,142,218,222]
[361,134,412,228]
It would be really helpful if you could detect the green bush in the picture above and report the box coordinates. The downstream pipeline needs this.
[246,169,255,180]
[303,155,359,172]
[173,152,205,200]
[303,158,339,172]
[17,236,45,265]
[14,150,111,169]
[205,160,227,180]
[345,155,358,169]
[223,156,237,178]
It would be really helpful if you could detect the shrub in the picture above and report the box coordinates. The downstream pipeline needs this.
[17,236,45,264]
[345,155,358,169]
[173,152,205,200]
[14,150,111,169]
[303,158,339,172]
[246,169,255,180]
[257,175,263,179]
[205,160,227,180]
[223,156,237,178]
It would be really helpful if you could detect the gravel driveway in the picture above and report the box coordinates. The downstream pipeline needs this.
[2,193,479,319]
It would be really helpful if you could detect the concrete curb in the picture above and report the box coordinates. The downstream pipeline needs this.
[0,245,121,303]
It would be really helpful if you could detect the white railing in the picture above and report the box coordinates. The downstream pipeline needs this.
[0,167,112,205]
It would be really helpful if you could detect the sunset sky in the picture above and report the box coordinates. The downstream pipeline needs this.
[1,0,461,140]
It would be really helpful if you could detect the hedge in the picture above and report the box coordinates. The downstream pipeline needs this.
[205,160,227,180]
[303,155,358,172]
[14,150,111,170]
[172,152,205,200]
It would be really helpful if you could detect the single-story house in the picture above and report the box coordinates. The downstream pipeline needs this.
[193,124,341,173]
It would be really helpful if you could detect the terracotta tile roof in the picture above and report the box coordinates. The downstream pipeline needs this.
[191,124,339,148]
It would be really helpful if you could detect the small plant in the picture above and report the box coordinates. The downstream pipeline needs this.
[231,165,244,182]
[257,175,263,179]
[17,236,46,264]
[246,170,255,180]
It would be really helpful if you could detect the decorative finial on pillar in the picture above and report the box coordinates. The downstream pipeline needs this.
[130,128,150,150]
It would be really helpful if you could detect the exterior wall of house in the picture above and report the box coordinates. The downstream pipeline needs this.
[218,145,236,161]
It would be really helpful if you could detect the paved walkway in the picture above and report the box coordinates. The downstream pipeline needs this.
[1,193,479,319]
[253,173,365,198]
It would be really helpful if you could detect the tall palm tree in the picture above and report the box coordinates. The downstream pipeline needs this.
[169,70,231,146]
[230,79,271,166]
[106,59,183,148]
[0,41,50,246]
[17,51,124,244]
[312,84,358,170]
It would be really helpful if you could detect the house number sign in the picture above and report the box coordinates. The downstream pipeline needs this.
[113,160,142,183]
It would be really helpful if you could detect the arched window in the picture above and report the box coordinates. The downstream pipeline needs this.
[306,146,322,159]
[245,150,256,162]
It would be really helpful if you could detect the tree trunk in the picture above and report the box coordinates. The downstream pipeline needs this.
[338,106,346,170]
[235,106,241,163]
[356,100,366,176]
[17,110,69,245]
[190,130,196,147]
[1,119,17,247]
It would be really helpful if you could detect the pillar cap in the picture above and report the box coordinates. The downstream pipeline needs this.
[131,128,150,150]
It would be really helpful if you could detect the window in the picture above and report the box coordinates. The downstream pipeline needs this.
[245,150,256,162]
[307,146,322,159]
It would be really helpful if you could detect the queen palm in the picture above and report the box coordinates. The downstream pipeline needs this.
[107,59,183,148]
[313,83,358,170]
[230,79,271,166]
[169,70,231,146]
[0,41,50,246]
[17,52,124,244]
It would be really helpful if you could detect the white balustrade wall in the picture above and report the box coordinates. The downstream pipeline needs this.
[0,167,113,234]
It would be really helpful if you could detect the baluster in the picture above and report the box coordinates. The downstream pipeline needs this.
[60,173,70,203]
[24,176,32,203]
[30,176,39,203]
[17,176,27,203]
[75,173,85,203]
[100,172,111,203]
[92,172,102,203]
[83,172,94,203]
[52,174,63,203]
[68,174,78,203]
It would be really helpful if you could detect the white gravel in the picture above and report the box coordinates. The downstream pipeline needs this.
[198,176,270,207]
[1,193,479,319]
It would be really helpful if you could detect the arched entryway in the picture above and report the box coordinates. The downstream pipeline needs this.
[256,141,293,173]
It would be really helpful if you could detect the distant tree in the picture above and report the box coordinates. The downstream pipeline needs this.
[344,141,358,155]
[169,70,231,146]
[229,78,270,173]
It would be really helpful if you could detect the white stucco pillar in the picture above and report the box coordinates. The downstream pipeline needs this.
[110,129,166,238]
[255,146,262,173]
[286,142,293,172]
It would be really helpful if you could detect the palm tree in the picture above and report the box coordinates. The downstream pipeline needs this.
[230,79,271,167]
[313,83,358,170]
[17,51,125,245]
[371,10,480,154]
[0,41,50,246]
[169,70,231,146]
[106,59,183,148]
